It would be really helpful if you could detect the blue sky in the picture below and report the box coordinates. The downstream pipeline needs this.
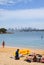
[0,0,44,29]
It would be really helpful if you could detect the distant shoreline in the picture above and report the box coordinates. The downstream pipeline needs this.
[1,29,44,34]
[0,32,14,34]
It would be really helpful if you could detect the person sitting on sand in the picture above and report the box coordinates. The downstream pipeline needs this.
[2,41,5,48]
[33,55,37,62]
[15,49,20,60]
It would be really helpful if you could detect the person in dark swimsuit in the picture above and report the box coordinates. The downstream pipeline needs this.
[15,49,20,60]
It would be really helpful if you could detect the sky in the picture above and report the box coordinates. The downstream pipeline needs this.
[0,0,44,29]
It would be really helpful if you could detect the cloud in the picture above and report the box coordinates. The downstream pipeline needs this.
[0,0,32,5]
[1,8,44,19]
[17,0,32,4]
[0,8,44,29]
[0,0,16,5]
[0,8,44,24]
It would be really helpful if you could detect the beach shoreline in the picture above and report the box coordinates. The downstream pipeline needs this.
[0,46,44,65]
[0,46,44,54]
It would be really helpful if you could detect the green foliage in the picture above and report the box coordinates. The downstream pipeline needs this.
[0,28,7,33]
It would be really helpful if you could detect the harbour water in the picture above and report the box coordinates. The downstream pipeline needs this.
[0,31,44,49]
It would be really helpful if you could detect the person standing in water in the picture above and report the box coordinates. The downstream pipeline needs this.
[2,41,5,48]
[41,35,43,40]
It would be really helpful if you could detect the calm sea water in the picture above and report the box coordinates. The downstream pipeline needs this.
[0,31,44,49]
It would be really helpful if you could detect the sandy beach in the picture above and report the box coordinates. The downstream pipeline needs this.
[0,46,44,65]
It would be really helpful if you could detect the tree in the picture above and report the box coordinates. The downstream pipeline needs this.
[0,28,7,33]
